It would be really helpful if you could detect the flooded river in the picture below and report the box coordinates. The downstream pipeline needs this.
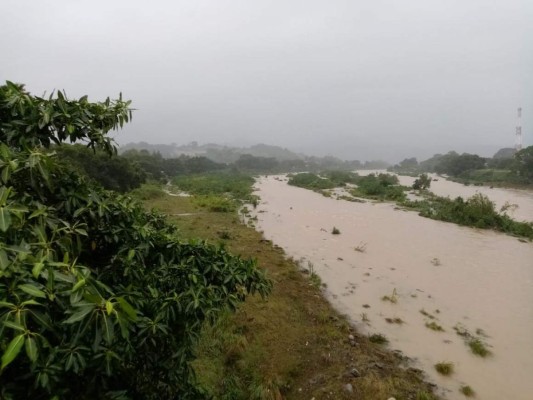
[251,175,533,400]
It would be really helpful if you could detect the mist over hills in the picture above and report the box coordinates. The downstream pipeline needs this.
[119,141,389,168]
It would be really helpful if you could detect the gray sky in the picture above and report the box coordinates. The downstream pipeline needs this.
[1,0,531,162]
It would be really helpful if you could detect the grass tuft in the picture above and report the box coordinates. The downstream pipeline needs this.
[434,362,454,376]
[381,288,398,304]
[468,338,491,357]
[425,321,445,332]
[460,385,475,397]
[369,333,389,345]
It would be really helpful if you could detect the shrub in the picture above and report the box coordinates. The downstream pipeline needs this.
[0,82,271,399]
[434,362,454,376]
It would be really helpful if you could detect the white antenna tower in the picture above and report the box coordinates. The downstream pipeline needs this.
[515,107,522,151]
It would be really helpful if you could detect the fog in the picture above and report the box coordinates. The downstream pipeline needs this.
[1,0,531,162]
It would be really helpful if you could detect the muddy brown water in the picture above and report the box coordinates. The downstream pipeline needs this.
[251,175,533,400]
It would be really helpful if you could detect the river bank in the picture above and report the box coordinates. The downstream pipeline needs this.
[141,191,437,399]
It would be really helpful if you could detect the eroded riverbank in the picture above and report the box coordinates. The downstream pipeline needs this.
[252,175,533,400]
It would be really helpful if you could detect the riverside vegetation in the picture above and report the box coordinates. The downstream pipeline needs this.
[0,82,437,399]
[388,149,533,188]
[288,171,533,240]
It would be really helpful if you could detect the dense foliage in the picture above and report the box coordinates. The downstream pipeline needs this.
[122,149,225,181]
[0,82,271,399]
[54,144,146,192]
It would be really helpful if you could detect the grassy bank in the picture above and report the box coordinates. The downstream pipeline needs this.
[138,183,438,400]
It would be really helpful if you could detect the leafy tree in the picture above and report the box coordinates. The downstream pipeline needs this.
[0,81,271,399]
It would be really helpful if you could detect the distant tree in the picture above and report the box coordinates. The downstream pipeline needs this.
[434,152,486,176]
[399,157,418,169]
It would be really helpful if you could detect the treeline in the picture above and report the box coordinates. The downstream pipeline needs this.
[55,144,389,193]
[53,145,225,192]
[389,146,533,185]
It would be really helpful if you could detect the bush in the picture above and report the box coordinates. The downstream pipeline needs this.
[351,174,407,201]
[0,82,271,399]
[412,173,431,190]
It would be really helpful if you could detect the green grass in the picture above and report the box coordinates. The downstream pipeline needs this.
[369,333,389,345]
[172,171,256,202]
[129,182,165,200]
[416,391,436,400]
[434,362,454,376]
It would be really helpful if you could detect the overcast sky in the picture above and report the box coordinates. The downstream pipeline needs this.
[1,0,531,162]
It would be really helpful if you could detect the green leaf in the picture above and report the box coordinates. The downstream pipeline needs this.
[101,313,114,344]
[0,301,15,309]
[29,310,54,332]
[64,306,94,324]
[1,334,25,369]
[0,249,9,271]
[18,284,46,299]
[117,297,137,321]
[0,207,12,232]
[20,299,42,307]
[25,337,38,362]
[0,186,11,205]
[32,261,45,278]
[2,320,25,332]
[72,278,86,292]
